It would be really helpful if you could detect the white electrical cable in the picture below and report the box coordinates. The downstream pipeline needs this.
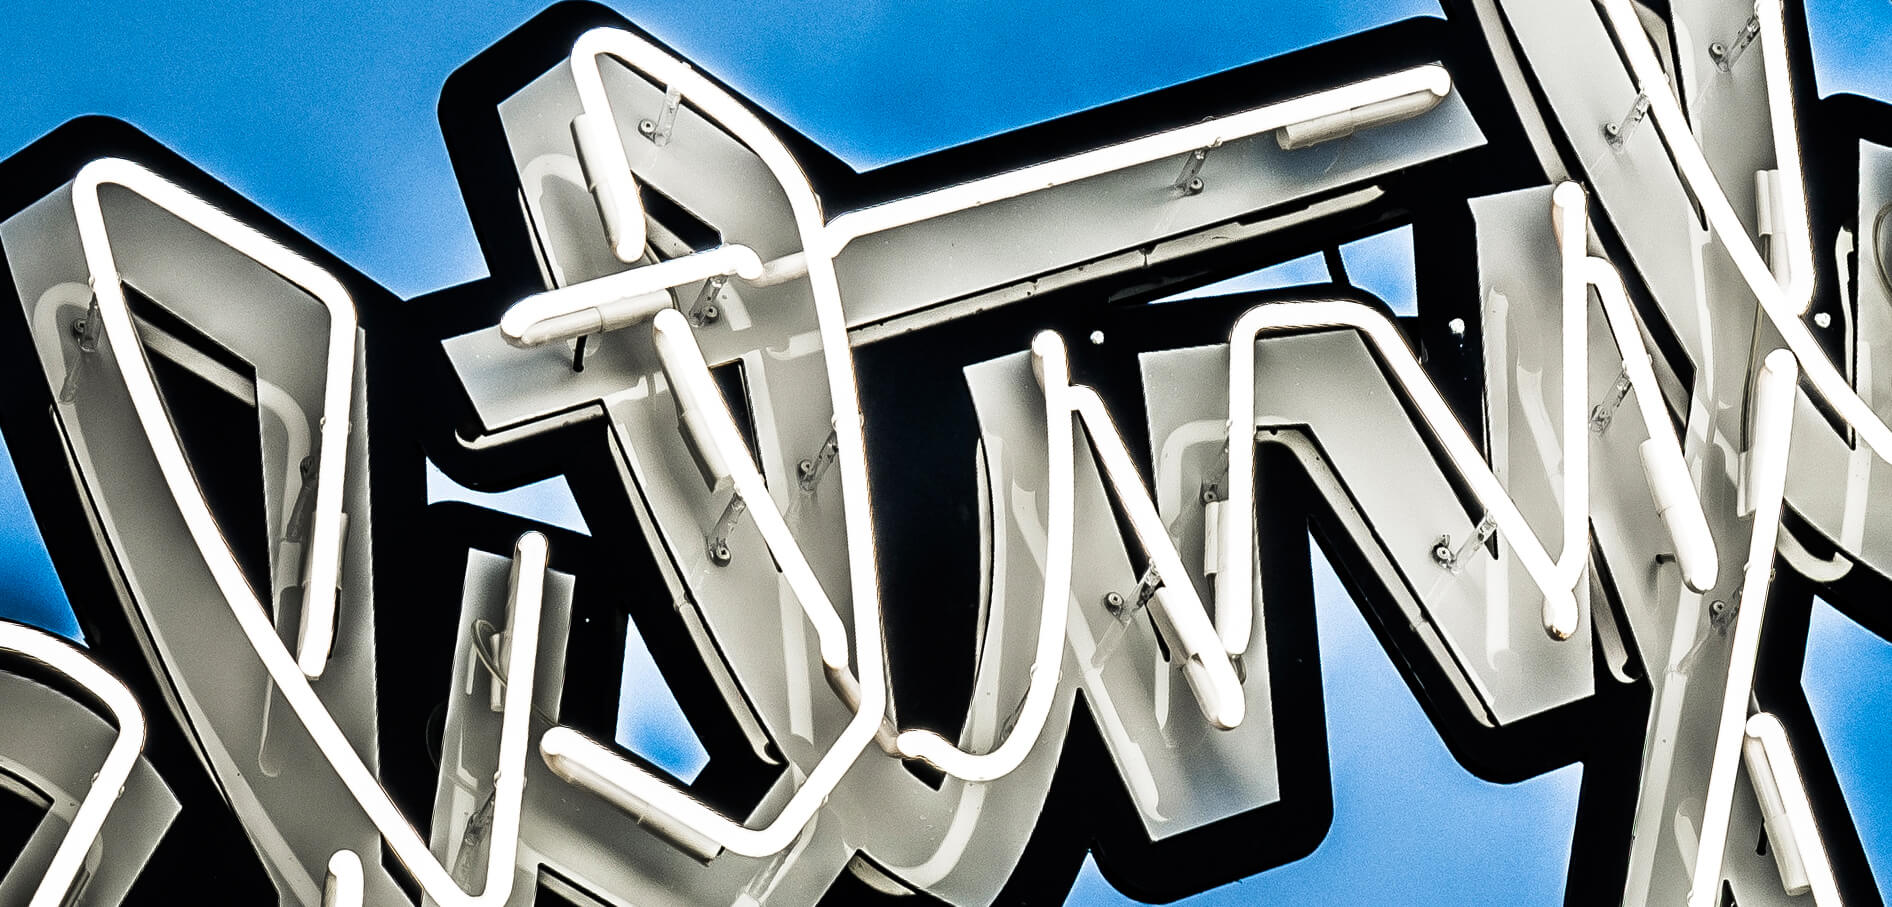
[0,622,146,907]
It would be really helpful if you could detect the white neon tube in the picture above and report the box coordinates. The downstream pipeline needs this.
[66,158,549,896]
[69,160,356,682]
[1554,182,1719,593]
[1070,386,1246,729]
[570,111,649,262]
[1550,183,1589,590]
[563,25,1456,670]
[650,308,852,674]
[1688,349,1798,907]
[822,65,1452,253]
[553,31,1456,801]
[1227,300,1583,640]
[1598,0,1892,466]
[1275,87,1450,150]
[556,28,889,852]
[0,622,145,907]
[499,244,762,348]
[321,849,363,907]
[1742,712,1841,903]
[895,331,1077,780]
[543,310,882,856]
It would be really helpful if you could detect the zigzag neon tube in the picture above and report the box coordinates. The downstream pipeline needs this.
[1226,298,1583,640]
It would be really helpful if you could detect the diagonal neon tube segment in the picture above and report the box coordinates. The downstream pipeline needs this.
[0,621,146,907]
[1553,181,1719,594]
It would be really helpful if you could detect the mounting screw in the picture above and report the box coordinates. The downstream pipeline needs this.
[638,118,657,136]
[1709,41,1728,62]
[797,458,816,480]
[708,542,732,566]
[1102,591,1127,616]
[1184,177,1205,196]
[1602,122,1622,143]
[1431,535,1455,569]
[1201,487,1219,504]
[699,303,721,324]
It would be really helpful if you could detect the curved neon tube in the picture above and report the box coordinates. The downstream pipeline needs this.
[1554,182,1719,593]
[70,159,355,683]
[894,331,1077,780]
[65,164,548,902]
[549,27,891,853]
[1689,349,1798,907]
[1227,299,1582,640]
[0,622,145,907]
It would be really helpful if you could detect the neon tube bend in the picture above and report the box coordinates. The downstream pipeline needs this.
[73,160,546,904]
[71,160,355,682]
[0,622,146,907]
[1226,299,1583,640]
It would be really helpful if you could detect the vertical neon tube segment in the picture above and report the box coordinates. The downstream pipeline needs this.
[894,331,1078,780]
[1688,349,1798,907]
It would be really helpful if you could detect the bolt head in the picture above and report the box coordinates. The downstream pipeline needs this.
[638,119,657,135]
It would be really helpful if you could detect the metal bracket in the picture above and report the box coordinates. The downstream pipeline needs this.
[688,275,728,327]
[1603,93,1651,151]
[1590,366,1634,432]
[57,291,103,403]
[1174,147,1210,196]
[797,428,840,493]
[285,445,320,544]
[638,85,684,147]
[1133,563,1163,611]
[1709,593,1740,636]
[1709,11,1762,73]
[706,494,747,566]
[1432,513,1498,574]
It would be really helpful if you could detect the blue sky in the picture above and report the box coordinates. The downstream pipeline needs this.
[3,1,1891,903]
